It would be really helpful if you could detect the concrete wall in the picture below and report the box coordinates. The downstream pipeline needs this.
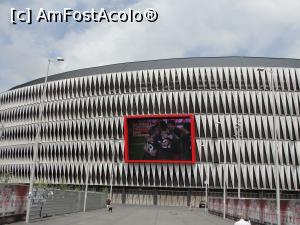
[208,197,300,225]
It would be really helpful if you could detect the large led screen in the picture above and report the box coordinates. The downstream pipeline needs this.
[124,114,196,163]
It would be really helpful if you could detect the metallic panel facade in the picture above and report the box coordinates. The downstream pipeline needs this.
[1,59,300,191]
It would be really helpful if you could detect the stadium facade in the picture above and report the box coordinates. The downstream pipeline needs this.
[0,57,300,205]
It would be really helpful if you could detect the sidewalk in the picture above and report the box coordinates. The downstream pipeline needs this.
[14,205,234,225]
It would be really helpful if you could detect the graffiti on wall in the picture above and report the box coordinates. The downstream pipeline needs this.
[209,198,300,225]
[0,184,28,217]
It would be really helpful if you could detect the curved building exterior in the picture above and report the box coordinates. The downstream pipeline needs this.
[0,57,300,202]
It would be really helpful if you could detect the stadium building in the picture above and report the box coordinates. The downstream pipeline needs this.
[0,57,300,206]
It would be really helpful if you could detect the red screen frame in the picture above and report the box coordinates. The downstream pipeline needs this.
[124,114,196,164]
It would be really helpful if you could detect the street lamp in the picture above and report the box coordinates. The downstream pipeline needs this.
[83,149,91,212]
[203,135,209,214]
[109,113,119,202]
[56,57,64,62]
[234,118,242,199]
[216,120,226,219]
[205,179,208,214]
[110,146,114,201]
[110,137,117,201]
[25,57,64,223]
[0,122,6,183]
[257,68,281,225]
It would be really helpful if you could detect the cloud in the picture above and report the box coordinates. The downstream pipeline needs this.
[1,0,300,92]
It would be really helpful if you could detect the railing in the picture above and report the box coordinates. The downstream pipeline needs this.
[204,191,297,199]
[29,188,106,221]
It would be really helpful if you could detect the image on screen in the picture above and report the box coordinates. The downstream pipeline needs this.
[125,115,195,163]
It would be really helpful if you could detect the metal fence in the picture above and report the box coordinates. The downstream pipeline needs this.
[29,189,106,221]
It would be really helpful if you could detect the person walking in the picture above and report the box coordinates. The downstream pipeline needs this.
[106,198,112,212]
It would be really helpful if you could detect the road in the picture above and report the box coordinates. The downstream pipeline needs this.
[14,206,234,225]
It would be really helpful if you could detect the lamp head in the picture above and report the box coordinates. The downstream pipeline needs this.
[257,68,265,72]
[56,57,64,62]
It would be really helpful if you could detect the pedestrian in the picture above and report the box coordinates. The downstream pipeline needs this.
[106,198,112,212]
[190,200,195,210]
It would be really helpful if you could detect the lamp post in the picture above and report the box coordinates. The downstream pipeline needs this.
[216,120,226,219]
[199,143,205,210]
[235,118,242,199]
[110,137,117,201]
[205,179,208,214]
[0,122,5,182]
[83,149,91,212]
[205,154,211,215]
[257,68,280,225]
[25,57,64,223]
[109,111,119,202]
[109,141,114,201]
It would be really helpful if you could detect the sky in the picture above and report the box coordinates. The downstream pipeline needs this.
[0,0,300,92]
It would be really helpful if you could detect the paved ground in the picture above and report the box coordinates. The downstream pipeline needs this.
[14,206,234,225]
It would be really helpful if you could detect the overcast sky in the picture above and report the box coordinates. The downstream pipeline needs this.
[1,0,300,92]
